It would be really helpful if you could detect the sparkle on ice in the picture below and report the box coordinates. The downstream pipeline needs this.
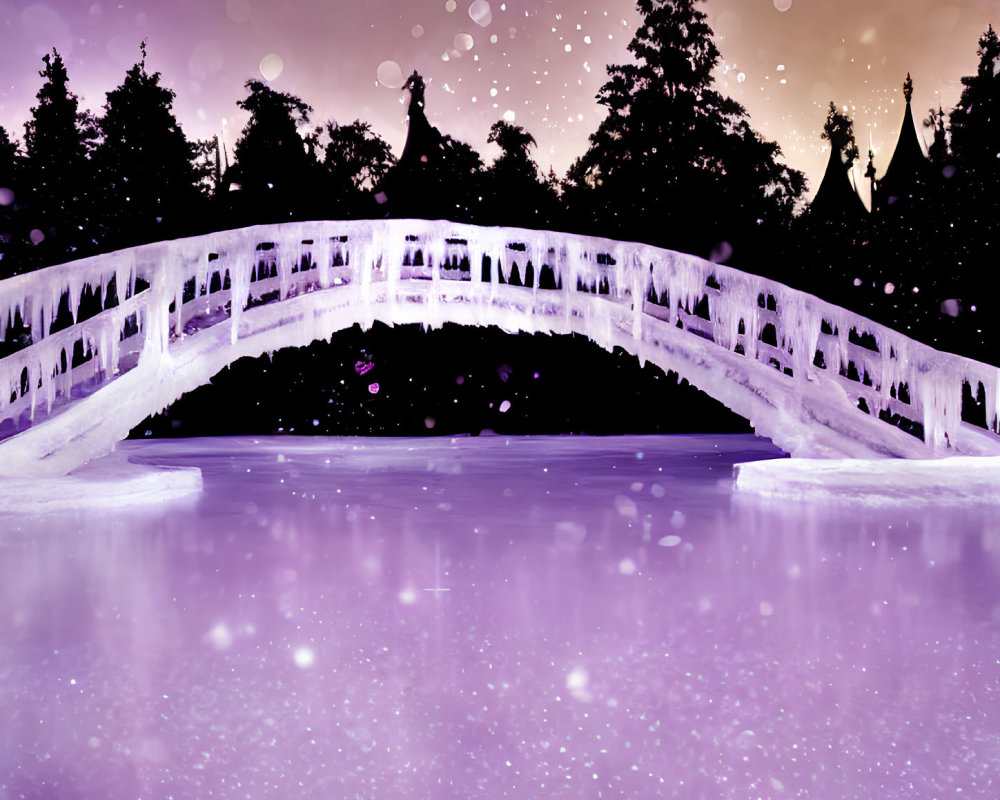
[1,433,997,798]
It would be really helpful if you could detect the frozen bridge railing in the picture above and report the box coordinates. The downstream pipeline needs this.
[1,218,999,476]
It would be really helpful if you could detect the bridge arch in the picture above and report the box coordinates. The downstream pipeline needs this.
[137,321,752,439]
[2,219,999,477]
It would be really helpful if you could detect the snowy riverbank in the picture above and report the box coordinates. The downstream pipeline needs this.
[734,454,1000,506]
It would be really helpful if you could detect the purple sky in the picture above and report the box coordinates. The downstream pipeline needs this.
[0,0,995,200]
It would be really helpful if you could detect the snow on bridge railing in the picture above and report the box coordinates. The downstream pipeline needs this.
[0,218,998,458]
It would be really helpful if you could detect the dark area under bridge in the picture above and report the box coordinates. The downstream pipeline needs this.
[131,322,754,440]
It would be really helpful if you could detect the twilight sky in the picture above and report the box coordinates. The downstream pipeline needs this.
[0,0,995,201]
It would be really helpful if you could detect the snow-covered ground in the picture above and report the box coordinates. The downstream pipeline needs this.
[2,434,998,799]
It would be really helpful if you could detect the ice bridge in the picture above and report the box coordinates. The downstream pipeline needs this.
[2,218,1000,477]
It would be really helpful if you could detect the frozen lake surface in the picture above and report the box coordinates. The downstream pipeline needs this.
[2,434,998,799]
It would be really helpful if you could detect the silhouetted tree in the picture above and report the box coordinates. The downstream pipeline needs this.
[562,0,803,269]
[487,121,537,181]
[0,126,15,188]
[430,135,486,222]
[483,120,558,228]
[95,43,204,249]
[821,101,860,169]
[226,80,314,223]
[945,25,1000,359]
[322,120,396,217]
[0,125,18,274]
[21,50,96,268]
[191,136,223,200]
[949,25,1000,190]
[924,105,950,169]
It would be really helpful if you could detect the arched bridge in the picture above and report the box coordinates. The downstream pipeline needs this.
[2,219,1000,477]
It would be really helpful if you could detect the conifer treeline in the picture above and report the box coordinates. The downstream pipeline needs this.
[0,1,997,361]
[0,0,801,277]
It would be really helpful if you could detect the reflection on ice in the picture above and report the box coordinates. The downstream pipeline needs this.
[1,434,998,798]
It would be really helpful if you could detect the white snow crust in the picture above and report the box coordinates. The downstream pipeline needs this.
[734,455,1000,506]
[0,449,202,513]
[1,218,999,477]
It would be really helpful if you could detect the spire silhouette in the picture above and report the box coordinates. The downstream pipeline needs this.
[875,74,930,212]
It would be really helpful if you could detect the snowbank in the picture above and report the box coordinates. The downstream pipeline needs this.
[0,449,202,513]
[734,455,1000,506]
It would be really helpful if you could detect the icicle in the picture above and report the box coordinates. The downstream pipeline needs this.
[314,235,332,290]
[382,226,404,302]
[115,255,131,305]
[277,239,291,301]
[27,360,37,421]
[43,354,56,415]
[990,371,1000,433]
[65,278,79,324]
[29,296,43,343]
[528,238,543,291]
[467,236,485,286]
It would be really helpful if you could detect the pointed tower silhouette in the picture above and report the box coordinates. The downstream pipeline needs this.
[810,142,868,221]
[399,71,444,167]
[873,74,931,213]
[379,70,484,222]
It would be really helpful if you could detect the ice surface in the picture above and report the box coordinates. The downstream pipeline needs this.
[2,434,998,799]
[2,219,1000,476]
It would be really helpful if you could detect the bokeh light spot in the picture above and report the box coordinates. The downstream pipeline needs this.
[376,60,404,88]
[293,647,315,668]
[566,667,588,690]
[398,587,418,605]
[455,32,474,51]
[773,0,792,11]
[259,53,284,81]
[469,0,492,27]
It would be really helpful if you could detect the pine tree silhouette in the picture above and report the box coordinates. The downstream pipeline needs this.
[95,42,204,249]
[483,120,558,229]
[562,0,803,268]
[0,125,18,275]
[946,25,1000,360]
[21,50,96,268]
[226,80,314,224]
